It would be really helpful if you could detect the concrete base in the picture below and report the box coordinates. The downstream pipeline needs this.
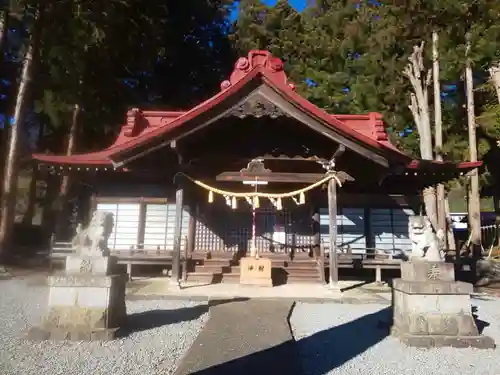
[240,257,273,287]
[391,326,495,349]
[391,261,495,349]
[28,255,127,341]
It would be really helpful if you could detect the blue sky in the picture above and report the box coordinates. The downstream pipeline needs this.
[230,0,307,21]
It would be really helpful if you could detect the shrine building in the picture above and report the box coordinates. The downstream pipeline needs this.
[33,50,479,285]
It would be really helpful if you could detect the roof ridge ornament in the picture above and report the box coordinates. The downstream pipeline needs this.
[124,108,144,137]
[220,50,295,91]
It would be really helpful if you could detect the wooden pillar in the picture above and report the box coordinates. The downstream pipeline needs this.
[172,187,183,287]
[312,206,324,283]
[328,178,339,288]
[187,204,196,255]
[137,200,147,250]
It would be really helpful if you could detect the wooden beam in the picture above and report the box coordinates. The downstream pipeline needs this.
[258,154,328,163]
[331,144,346,161]
[216,172,326,183]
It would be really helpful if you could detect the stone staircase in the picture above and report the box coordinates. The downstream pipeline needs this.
[186,252,323,285]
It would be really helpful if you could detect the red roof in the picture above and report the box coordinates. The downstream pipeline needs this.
[33,50,481,171]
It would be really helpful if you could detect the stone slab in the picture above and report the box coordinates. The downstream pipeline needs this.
[47,274,127,288]
[240,257,273,287]
[401,261,455,282]
[173,299,301,375]
[391,326,496,349]
[66,255,117,276]
[27,326,119,341]
[392,278,473,295]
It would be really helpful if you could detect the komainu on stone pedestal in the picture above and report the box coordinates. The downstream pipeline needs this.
[28,211,127,341]
[391,261,495,349]
[240,257,273,287]
[408,216,444,262]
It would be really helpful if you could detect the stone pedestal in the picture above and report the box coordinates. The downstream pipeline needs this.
[28,255,127,341]
[391,261,495,348]
[240,257,273,287]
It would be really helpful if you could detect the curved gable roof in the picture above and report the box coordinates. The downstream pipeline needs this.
[33,50,480,171]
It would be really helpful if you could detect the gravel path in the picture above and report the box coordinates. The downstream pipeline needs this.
[290,297,500,375]
[0,278,208,375]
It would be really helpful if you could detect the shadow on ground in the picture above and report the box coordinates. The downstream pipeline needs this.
[187,306,391,375]
[119,297,249,337]
[472,306,490,334]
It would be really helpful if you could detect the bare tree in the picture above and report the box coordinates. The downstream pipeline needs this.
[54,103,80,238]
[0,4,44,261]
[403,42,438,230]
[431,31,456,251]
[465,33,481,255]
[489,63,500,104]
[0,8,7,58]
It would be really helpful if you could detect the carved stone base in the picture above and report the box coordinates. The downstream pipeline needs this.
[240,257,273,287]
[391,261,495,349]
[66,255,117,276]
[28,272,127,341]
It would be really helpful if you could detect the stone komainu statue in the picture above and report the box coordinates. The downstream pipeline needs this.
[72,211,115,256]
[408,215,445,262]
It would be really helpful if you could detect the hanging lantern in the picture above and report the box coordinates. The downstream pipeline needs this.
[208,190,214,203]
[231,196,237,209]
[299,192,305,205]
[245,196,252,206]
[254,196,260,209]
[276,197,282,211]
[225,195,231,206]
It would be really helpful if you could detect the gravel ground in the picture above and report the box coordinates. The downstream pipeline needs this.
[0,278,208,375]
[290,296,500,375]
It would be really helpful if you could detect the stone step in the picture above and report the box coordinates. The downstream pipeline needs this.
[186,272,240,284]
[281,268,321,276]
[194,265,240,274]
[202,259,235,267]
[286,274,324,284]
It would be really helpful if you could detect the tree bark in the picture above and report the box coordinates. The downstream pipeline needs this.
[403,42,438,230]
[489,62,500,104]
[0,6,43,260]
[0,9,8,64]
[444,195,456,252]
[432,31,448,247]
[54,103,80,238]
[465,34,481,256]
[22,120,45,225]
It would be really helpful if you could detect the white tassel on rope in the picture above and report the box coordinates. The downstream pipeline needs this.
[269,197,277,208]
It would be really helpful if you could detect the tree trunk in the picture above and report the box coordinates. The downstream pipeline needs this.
[22,121,45,225]
[465,34,481,257]
[0,9,8,63]
[444,195,456,253]
[0,4,44,261]
[0,9,9,185]
[489,62,500,104]
[403,42,438,230]
[432,31,448,247]
[54,103,80,238]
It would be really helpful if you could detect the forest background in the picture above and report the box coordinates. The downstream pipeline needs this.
[1,0,499,230]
